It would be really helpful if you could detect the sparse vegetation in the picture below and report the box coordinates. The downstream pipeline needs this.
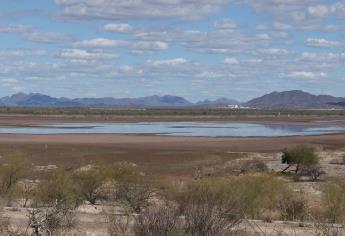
[0,130,343,235]
[322,181,345,224]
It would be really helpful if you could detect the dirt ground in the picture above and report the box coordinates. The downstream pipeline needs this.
[0,114,345,235]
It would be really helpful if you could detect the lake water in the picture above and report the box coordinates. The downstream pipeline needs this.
[0,122,344,137]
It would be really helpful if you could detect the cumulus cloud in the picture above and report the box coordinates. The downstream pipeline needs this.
[0,49,48,57]
[73,38,127,48]
[58,49,119,60]
[147,58,188,66]
[307,2,345,19]
[55,0,232,21]
[285,71,327,80]
[130,41,168,54]
[305,38,341,48]
[259,48,289,56]
[214,19,237,30]
[103,23,133,33]
[0,24,70,44]
[22,31,71,44]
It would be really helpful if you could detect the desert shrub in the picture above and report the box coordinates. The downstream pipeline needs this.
[322,181,345,224]
[73,164,107,204]
[12,180,36,208]
[27,206,77,236]
[167,174,290,220]
[133,204,180,236]
[106,162,139,183]
[107,213,133,236]
[35,169,81,209]
[277,189,308,221]
[300,165,325,181]
[240,160,268,173]
[0,156,31,195]
[114,176,155,214]
[176,179,241,236]
[281,145,319,174]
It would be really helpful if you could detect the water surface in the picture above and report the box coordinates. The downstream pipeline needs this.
[0,122,344,137]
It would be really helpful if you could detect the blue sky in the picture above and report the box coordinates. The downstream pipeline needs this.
[0,0,345,102]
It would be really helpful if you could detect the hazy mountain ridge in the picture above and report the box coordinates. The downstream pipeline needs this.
[245,90,345,109]
[0,93,235,108]
[0,91,344,108]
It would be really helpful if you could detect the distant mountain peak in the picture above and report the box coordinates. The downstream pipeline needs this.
[245,90,345,109]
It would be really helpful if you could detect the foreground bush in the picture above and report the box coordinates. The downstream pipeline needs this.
[322,181,345,224]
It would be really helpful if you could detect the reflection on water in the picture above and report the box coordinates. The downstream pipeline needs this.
[0,122,344,137]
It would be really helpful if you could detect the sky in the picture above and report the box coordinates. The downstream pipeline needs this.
[0,0,345,102]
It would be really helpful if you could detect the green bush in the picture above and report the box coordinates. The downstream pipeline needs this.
[0,156,31,195]
[281,145,319,174]
[73,164,107,205]
[35,169,81,209]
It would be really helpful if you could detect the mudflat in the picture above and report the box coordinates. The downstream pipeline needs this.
[0,114,344,175]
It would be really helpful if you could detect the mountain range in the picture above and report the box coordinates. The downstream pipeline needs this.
[0,93,239,108]
[0,90,344,109]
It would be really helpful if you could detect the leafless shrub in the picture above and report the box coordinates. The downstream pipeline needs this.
[277,190,309,222]
[240,160,268,174]
[15,180,36,208]
[177,181,241,236]
[114,178,155,214]
[107,213,133,236]
[300,165,325,181]
[27,206,77,236]
[133,204,180,236]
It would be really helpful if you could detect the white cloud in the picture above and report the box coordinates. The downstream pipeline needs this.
[0,24,32,33]
[56,0,231,21]
[224,57,239,65]
[305,38,341,48]
[285,71,327,79]
[0,49,48,57]
[22,31,70,44]
[307,5,329,18]
[214,19,237,29]
[147,58,188,66]
[59,49,119,60]
[103,23,133,33]
[0,24,70,44]
[73,38,127,48]
[260,48,289,56]
[131,41,168,54]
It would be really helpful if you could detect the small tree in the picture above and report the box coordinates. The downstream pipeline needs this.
[0,156,31,194]
[281,145,319,174]
[114,178,155,214]
[35,169,81,209]
[73,164,107,205]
